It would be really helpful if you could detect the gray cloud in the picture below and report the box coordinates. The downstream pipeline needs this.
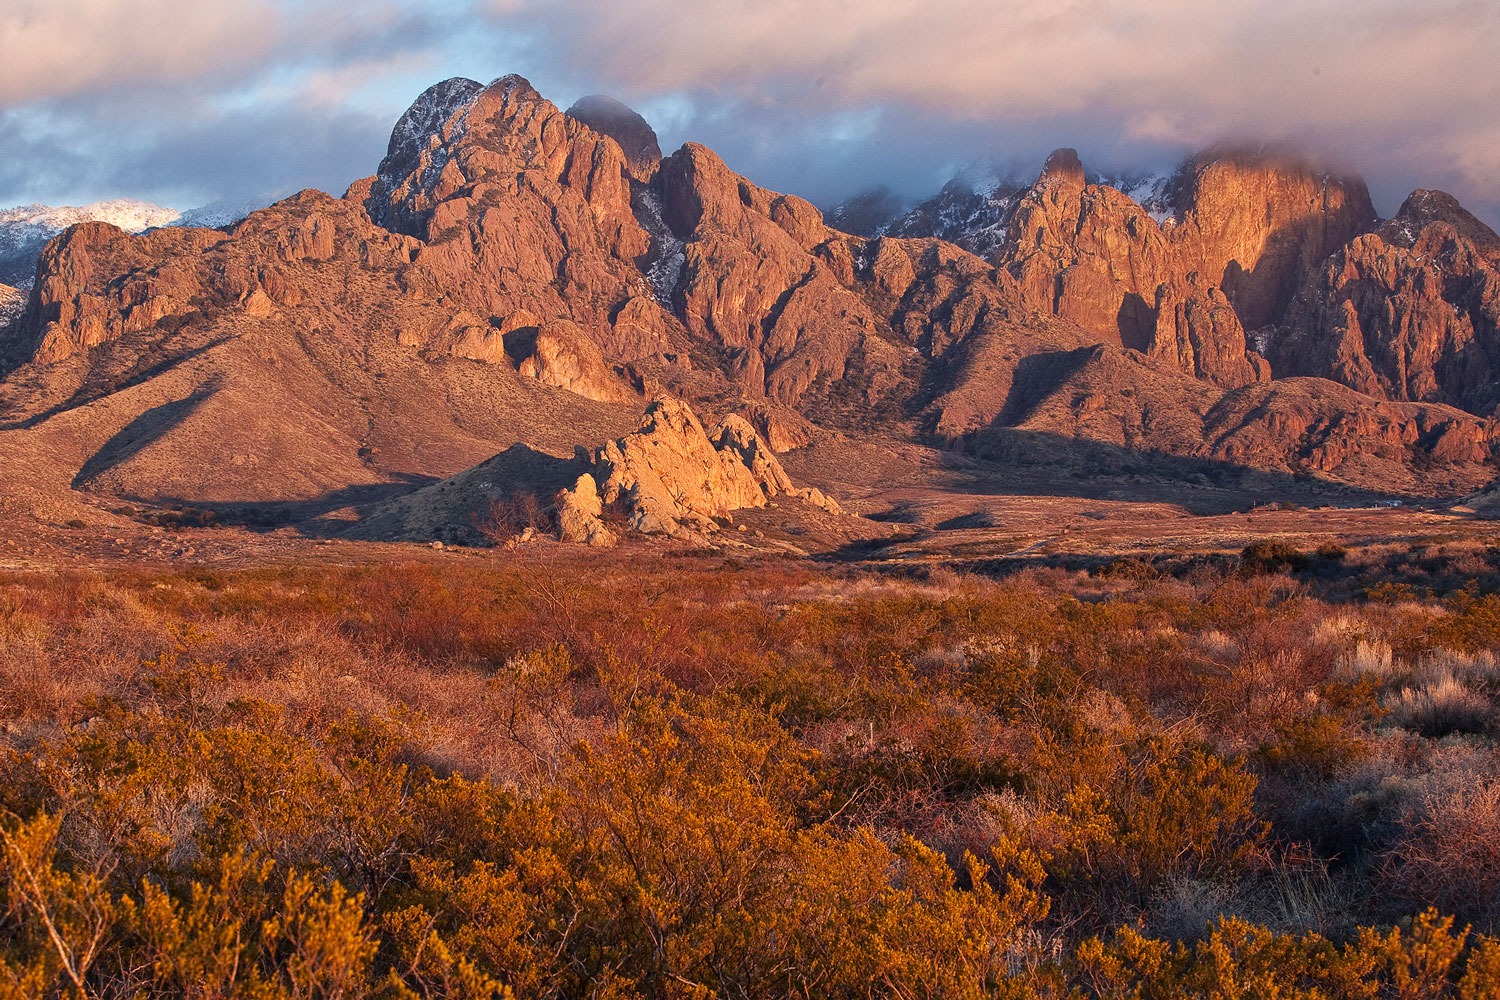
[486,0,1500,223]
[0,0,470,209]
[1,0,1496,229]
[0,0,280,103]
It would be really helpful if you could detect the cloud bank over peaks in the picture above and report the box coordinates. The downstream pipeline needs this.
[0,0,1496,228]
[488,0,1500,222]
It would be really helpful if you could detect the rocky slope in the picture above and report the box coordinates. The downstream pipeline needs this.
[1272,191,1500,415]
[976,344,1499,496]
[1,72,1497,537]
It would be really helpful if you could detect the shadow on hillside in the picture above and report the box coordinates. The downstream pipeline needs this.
[92,440,592,542]
[990,349,1097,426]
[120,477,440,533]
[822,428,1442,564]
[298,443,587,544]
[946,429,1439,509]
[4,336,232,431]
[72,378,224,489]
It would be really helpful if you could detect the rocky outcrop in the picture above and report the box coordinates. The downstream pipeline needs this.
[1272,191,1500,414]
[594,396,775,533]
[16,220,229,367]
[510,319,637,404]
[554,472,617,546]
[0,199,185,288]
[560,397,838,539]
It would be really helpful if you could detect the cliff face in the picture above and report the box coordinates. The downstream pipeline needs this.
[1168,150,1378,333]
[984,147,1378,388]
[3,73,1498,506]
[1272,191,1500,415]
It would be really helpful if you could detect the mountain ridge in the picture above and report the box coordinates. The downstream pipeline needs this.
[2,72,1498,544]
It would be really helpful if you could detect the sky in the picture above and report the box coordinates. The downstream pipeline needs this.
[2,0,1497,226]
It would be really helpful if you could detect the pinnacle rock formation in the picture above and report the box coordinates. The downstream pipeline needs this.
[565,95,663,182]
[1147,273,1269,388]
[554,472,617,547]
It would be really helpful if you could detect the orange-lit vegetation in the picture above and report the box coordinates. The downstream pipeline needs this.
[3,551,1500,997]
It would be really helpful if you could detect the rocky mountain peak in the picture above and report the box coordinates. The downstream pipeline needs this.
[1381,189,1500,255]
[1038,148,1087,189]
[825,186,908,237]
[378,78,485,170]
[565,95,663,182]
[366,74,571,237]
[1167,147,1377,331]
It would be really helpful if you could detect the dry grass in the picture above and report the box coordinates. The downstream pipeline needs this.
[4,552,1500,941]
[1385,672,1494,736]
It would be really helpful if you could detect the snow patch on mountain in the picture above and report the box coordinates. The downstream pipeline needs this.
[1098,170,1176,224]
[0,196,263,288]
[633,187,685,303]
[370,77,485,233]
[0,199,182,235]
[0,282,25,328]
[881,166,1026,259]
[178,197,263,230]
[830,159,1183,262]
[0,199,180,286]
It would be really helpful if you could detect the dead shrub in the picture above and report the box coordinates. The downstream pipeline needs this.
[473,491,554,544]
[1240,540,1308,575]
[1381,777,1500,926]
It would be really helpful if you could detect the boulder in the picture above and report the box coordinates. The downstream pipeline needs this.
[554,473,617,546]
[512,319,637,404]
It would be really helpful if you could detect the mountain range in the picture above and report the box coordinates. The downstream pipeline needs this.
[2,73,1499,543]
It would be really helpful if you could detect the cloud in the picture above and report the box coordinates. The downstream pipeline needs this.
[484,0,1500,222]
[1,0,1497,229]
[0,0,281,103]
[0,96,391,209]
[0,0,467,209]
